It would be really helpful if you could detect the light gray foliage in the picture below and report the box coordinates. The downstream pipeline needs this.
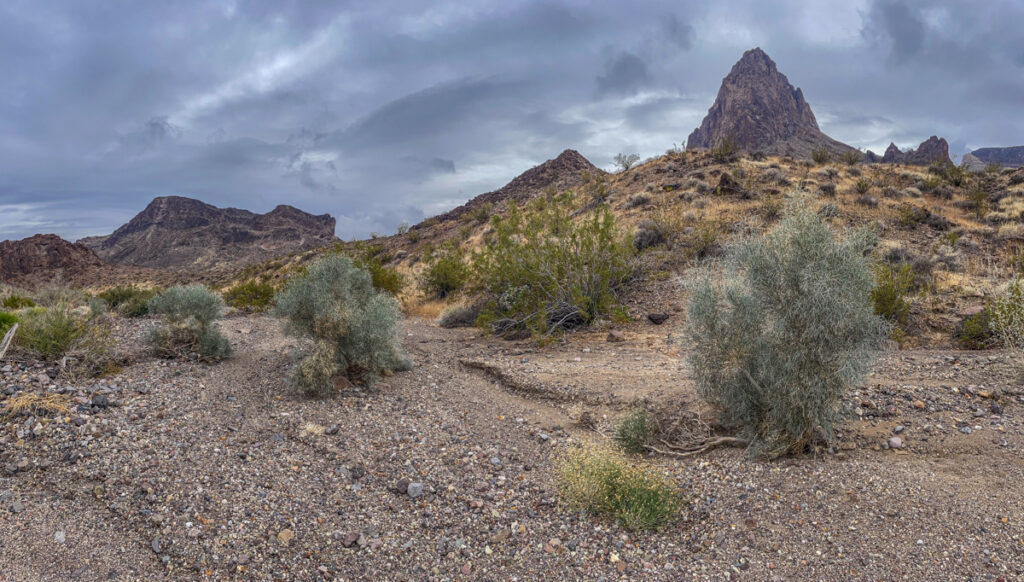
[147,285,231,360]
[274,255,411,397]
[686,201,887,458]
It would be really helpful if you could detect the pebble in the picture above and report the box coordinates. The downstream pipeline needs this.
[11,500,25,514]
[151,537,161,554]
[53,530,66,544]
[887,436,904,449]
[407,482,425,499]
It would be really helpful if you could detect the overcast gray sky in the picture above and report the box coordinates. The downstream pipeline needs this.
[2,0,1022,242]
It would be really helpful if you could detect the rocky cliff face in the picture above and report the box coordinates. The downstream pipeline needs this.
[79,197,337,271]
[965,146,1024,168]
[686,48,854,158]
[876,136,951,166]
[427,149,600,224]
[0,234,106,286]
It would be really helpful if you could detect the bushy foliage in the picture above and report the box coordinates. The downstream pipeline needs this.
[557,445,684,531]
[473,194,635,338]
[613,409,655,454]
[14,306,110,363]
[437,300,483,329]
[956,309,999,350]
[98,285,158,317]
[421,245,470,299]
[991,277,1024,358]
[222,280,275,312]
[854,177,872,194]
[811,148,832,165]
[0,311,18,335]
[148,285,231,361]
[710,136,740,163]
[2,293,36,309]
[613,152,641,172]
[871,264,914,326]
[347,244,406,295]
[686,203,887,458]
[274,255,411,397]
[838,149,862,165]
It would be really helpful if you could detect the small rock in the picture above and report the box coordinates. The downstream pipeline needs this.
[53,530,66,544]
[490,529,511,544]
[277,528,294,545]
[341,531,360,548]
[887,437,904,449]
[11,500,25,514]
[606,330,626,343]
[489,456,502,466]
[959,426,973,434]
[395,478,411,494]
[912,400,925,409]
[647,313,670,325]
[893,425,905,434]
[151,537,162,554]
[990,403,1004,415]
[325,425,339,435]
[90,394,110,408]
[407,482,425,499]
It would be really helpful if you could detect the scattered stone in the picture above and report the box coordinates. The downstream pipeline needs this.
[887,437,904,450]
[407,482,425,499]
[325,425,339,435]
[395,478,411,495]
[151,537,162,554]
[341,531,360,548]
[606,330,626,343]
[277,528,294,545]
[959,426,973,435]
[894,425,905,434]
[913,400,925,409]
[53,530,66,544]
[90,394,110,408]
[11,500,25,514]
[647,313,670,325]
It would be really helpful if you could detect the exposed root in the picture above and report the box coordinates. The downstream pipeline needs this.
[645,437,748,458]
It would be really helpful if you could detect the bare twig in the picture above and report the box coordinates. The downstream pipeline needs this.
[645,437,747,458]
[0,323,18,361]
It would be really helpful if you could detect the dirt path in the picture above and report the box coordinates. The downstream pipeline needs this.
[2,315,1024,581]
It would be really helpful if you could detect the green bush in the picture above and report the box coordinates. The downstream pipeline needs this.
[222,280,275,312]
[557,445,683,531]
[473,194,635,338]
[710,136,739,163]
[956,309,999,350]
[147,285,231,361]
[871,264,914,325]
[838,149,862,166]
[811,148,832,165]
[854,177,872,194]
[686,202,887,458]
[98,285,158,317]
[613,409,655,454]
[2,294,35,309]
[274,255,411,397]
[15,308,91,358]
[421,245,470,299]
[0,311,18,336]
[992,277,1024,356]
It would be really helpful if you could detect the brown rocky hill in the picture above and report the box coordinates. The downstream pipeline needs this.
[965,146,1024,168]
[865,136,952,166]
[686,48,855,158]
[79,196,337,272]
[424,149,600,225]
[1,234,107,287]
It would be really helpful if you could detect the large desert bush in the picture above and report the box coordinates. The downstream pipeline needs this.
[473,194,634,338]
[147,285,231,361]
[686,202,887,458]
[557,445,683,531]
[13,306,113,377]
[421,244,470,299]
[274,255,411,397]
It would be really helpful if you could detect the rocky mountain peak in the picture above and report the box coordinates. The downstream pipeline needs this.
[0,234,106,286]
[687,48,853,158]
[877,136,951,166]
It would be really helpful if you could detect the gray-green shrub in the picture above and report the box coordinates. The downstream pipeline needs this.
[274,255,411,397]
[147,285,231,361]
[686,202,887,458]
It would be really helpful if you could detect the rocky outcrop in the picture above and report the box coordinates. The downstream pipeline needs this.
[686,47,854,158]
[878,136,951,166]
[79,196,337,271]
[426,149,600,224]
[966,146,1024,168]
[0,234,106,286]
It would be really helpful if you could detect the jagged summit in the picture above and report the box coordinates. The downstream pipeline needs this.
[687,47,854,158]
[427,149,600,224]
[78,196,337,271]
[0,234,106,287]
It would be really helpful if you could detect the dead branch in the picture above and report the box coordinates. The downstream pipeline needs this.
[645,436,748,458]
[0,323,17,361]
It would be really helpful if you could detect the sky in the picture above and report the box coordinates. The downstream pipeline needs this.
[2,0,1022,242]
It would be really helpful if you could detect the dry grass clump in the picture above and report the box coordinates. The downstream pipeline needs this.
[2,392,69,418]
[556,444,684,531]
[437,300,484,329]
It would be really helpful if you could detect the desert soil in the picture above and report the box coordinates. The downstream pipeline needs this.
[2,313,1023,581]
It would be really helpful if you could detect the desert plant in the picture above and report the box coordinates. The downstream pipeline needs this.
[2,294,36,309]
[421,245,469,299]
[98,285,158,317]
[613,152,641,172]
[956,308,999,350]
[838,149,862,166]
[32,281,87,308]
[811,148,832,165]
[473,194,635,338]
[819,182,837,197]
[14,306,106,359]
[613,409,655,454]
[854,177,872,194]
[991,277,1024,360]
[0,311,18,335]
[556,445,684,531]
[437,300,484,329]
[148,285,231,361]
[871,263,914,326]
[274,255,411,397]
[223,280,275,312]
[686,202,887,458]
[710,136,740,163]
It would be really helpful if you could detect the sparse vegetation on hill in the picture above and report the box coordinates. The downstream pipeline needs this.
[222,279,275,312]
[274,255,411,397]
[97,285,158,317]
[148,285,231,361]
[687,202,887,458]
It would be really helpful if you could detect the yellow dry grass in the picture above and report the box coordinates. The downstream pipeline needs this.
[2,392,70,418]
[402,299,446,320]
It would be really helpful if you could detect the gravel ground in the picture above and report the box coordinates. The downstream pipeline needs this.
[2,314,1023,581]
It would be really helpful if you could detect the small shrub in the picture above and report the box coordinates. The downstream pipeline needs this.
[274,255,411,397]
[919,174,942,192]
[902,187,922,198]
[633,219,665,251]
[437,300,484,329]
[687,202,886,458]
[855,194,878,208]
[557,445,684,531]
[613,153,641,172]
[819,182,837,197]
[2,294,36,309]
[1009,173,1024,186]
[871,264,914,325]
[0,311,18,335]
[148,285,231,361]
[817,203,840,218]
[710,136,739,163]
[421,246,469,299]
[623,193,650,209]
[811,148,832,165]
[15,307,104,359]
[854,177,872,194]
[991,277,1024,358]
[956,309,999,350]
[98,285,158,317]
[838,149,862,165]
[764,168,790,187]
[684,220,721,260]
[966,185,988,219]
[613,409,655,454]
[223,280,275,312]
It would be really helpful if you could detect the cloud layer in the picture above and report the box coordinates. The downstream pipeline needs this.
[1,0,1021,242]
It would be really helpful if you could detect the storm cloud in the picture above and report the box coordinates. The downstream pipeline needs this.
[1,0,1022,242]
